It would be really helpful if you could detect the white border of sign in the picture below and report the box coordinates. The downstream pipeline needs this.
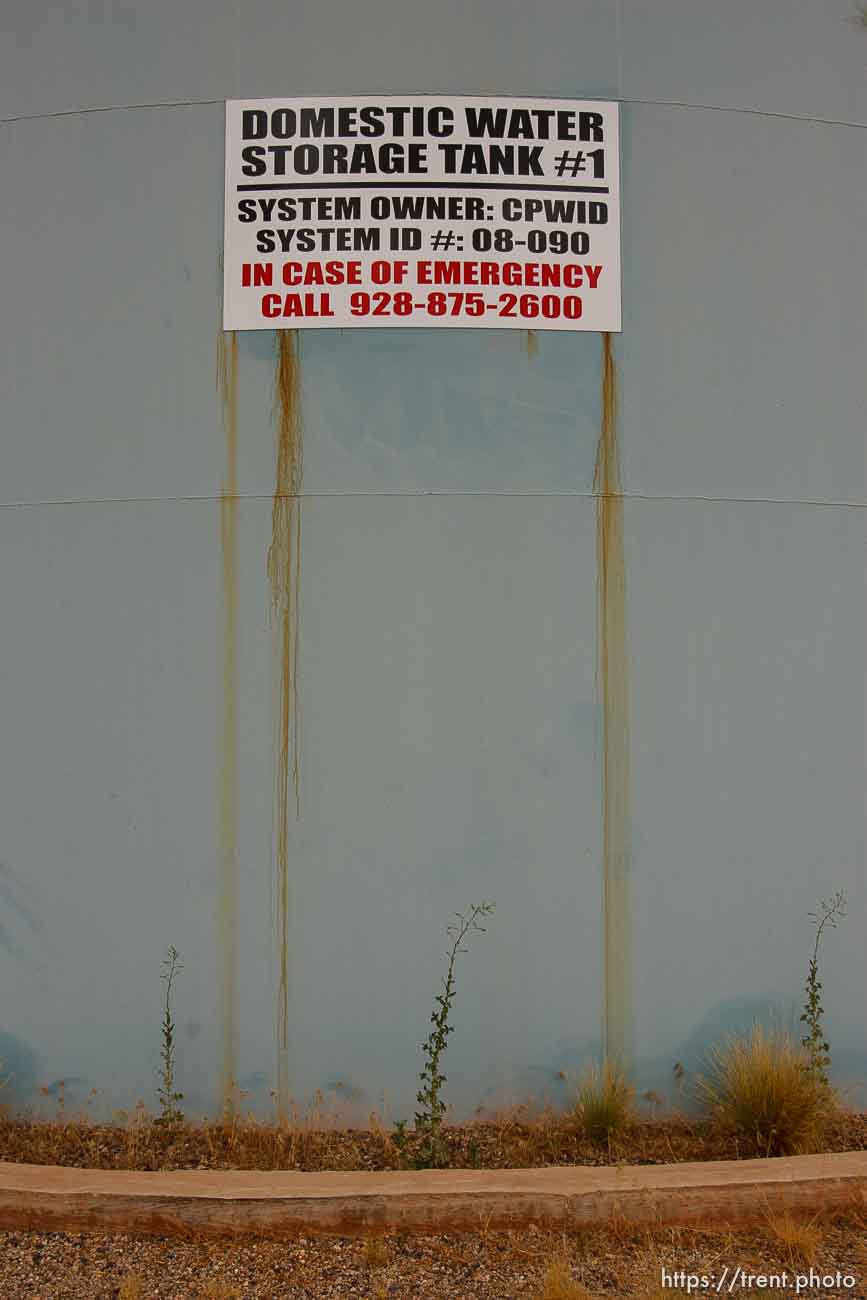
[223,95,621,331]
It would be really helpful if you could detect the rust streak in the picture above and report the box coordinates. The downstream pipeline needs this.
[216,329,240,1111]
[267,330,303,1121]
[524,330,539,358]
[594,331,631,1066]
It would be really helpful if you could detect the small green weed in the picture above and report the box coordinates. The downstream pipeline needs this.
[410,900,494,1169]
[155,944,184,1128]
[800,891,846,1089]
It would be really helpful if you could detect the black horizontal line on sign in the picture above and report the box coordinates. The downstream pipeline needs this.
[236,181,611,193]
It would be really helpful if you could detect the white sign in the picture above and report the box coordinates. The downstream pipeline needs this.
[223,96,621,331]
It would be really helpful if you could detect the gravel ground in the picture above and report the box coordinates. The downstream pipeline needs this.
[2,1217,865,1299]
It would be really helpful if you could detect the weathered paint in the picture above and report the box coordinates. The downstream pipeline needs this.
[267,330,303,1119]
[216,329,239,1109]
[594,332,631,1065]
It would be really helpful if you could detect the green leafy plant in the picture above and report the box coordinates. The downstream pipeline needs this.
[391,1117,410,1166]
[575,1060,634,1145]
[695,1025,830,1157]
[800,890,847,1089]
[155,944,184,1128]
[410,900,494,1169]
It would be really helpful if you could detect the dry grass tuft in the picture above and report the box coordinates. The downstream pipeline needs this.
[118,1275,147,1300]
[764,1208,823,1266]
[363,1237,389,1269]
[534,1253,594,1299]
[604,1203,640,1247]
[200,1281,242,1299]
[695,1026,833,1156]
[575,1061,634,1145]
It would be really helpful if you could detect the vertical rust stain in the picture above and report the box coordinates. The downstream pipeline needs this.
[216,329,240,1111]
[594,331,631,1066]
[524,330,539,358]
[267,330,303,1121]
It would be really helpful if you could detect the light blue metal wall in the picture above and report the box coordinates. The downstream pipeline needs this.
[1,1,864,1119]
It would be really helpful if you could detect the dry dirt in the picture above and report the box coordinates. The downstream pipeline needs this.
[2,1110,866,1173]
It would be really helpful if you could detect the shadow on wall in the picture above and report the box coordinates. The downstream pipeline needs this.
[0,861,44,960]
[0,862,44,1106]
[475,1033,603,1116]
[633,994,831,1112]
[486,998,805,1115]
[643,995,867,1111]
[0,1030,38,1106]
[507,994,858,1118]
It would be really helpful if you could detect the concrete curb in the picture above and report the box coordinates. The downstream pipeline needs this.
[1,1152,865,1240]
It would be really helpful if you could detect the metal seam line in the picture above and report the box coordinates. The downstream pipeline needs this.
[1,97,866,131]
[0,492,865,510]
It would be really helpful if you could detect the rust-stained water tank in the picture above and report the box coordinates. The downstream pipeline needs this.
[1,1,865,1119]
